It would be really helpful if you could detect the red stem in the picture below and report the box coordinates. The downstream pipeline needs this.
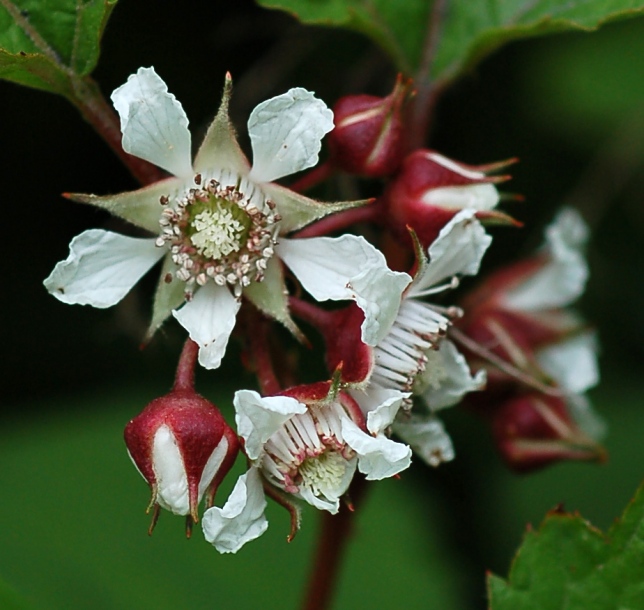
[289,161,335,193]
[248,312,282,395]
[288,297,333,332]
[72,76,167,186]
[294,200,382,239]
[173,338,199,392]
[300,477,368,610]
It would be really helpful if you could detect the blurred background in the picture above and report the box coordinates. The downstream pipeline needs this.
[1,0,643,608]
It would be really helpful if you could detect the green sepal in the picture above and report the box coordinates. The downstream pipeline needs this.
[144,256,186,342]
[193,73,251,176]
[244,256,305,343]
[264,181,370,234]
[65,177,182,234]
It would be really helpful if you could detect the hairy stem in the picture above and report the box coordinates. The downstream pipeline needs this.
[173,338,199,392]
[248,311,282,395]
[300,477,368,610]
[289,161,335,193]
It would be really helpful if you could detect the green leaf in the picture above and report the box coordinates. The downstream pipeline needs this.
[0,576,32,610]
[0,0,117,96]
[256,0,431,74]
[257,0,644,82]
[488,481,644,610]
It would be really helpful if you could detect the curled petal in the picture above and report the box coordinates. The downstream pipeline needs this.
[422,183,500,211]
[202,468,268,554]
[152,425,189,515]
[417,340,486,410]
[536,332,599,394]
[248,88,334,183]
[172,283,240,370]
[277,236,411,346]
[111,67,193,178]
[234,390,306,461]
[363,388,408,435]
[393,415,455,468]
[341,418,411,480]
[44,230,163,308]
[503,208,589,311]
[410,210,492,297]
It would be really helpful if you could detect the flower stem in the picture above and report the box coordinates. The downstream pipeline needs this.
[289,161,335,193]
[71,76,167,186]
[248,311,282,395]
[173,338,199,392]
[300,477,368,610]
[293,200,382,239]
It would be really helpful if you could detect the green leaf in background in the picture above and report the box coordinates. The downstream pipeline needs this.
[256,0,432,74]
[488,481,644,610]
[257,0,644,83]
[0,0,117,97]
[0,576,32,610]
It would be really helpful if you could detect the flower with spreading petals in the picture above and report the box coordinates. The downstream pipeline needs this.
[44,67,395,369]
[296,210,492,467]
[202,381,411,553]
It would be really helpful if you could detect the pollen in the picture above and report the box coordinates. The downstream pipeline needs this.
[155,176,281,296]
[298,450,348,496]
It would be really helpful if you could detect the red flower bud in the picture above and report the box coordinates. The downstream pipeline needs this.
[328,75,411,177]
[124,387,239,536]
[383,150,518,247]
[491,393,605,472]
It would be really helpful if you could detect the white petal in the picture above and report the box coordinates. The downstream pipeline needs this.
[198,436,230,500]
[44,230,163,308]
[417,340,486,410]
[233,390,307,461]
[409,210,492,297]
[111,67,193,178]
[152,425,189,515]
[363,388,408,435]
[567,394,606,440]
[422,183,499,211]
[503,208,589,311]
[202,468,268,554]
[536,332,599,394]
[393,415,455,468]
[248,88,334,183]
[277,236,411,345]
[172,283,240,370]
[342,418,411,480]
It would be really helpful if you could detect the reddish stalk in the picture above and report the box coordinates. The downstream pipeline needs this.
[300,477,368,610]
[248,312,282,395]
[288,297,334,333]
[294,200,382,239]
[72,76,167,186]
[289,161,335,193]
[173,338,199,392]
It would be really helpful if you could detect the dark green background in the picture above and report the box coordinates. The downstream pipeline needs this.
[1,1,643,608]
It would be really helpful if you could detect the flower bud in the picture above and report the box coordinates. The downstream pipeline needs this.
[328,75,411,177]
[124,388,239,535]
[383,149,517,247]
[491,393,605,472]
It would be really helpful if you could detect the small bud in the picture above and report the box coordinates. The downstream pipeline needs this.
[124,388,239,536]
[328,74,411,177]
[384,150,517,247]
[491,393,605,472]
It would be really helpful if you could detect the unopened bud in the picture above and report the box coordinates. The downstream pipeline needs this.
[492,393,605,472]
[384,150,517,247]
[124,387,239,536]
[328,75,411,177]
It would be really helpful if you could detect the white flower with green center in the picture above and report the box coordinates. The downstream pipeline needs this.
[43,67,400,369]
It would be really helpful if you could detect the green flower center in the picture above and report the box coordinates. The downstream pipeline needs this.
[156,176,280,296]
[298,450,348,496]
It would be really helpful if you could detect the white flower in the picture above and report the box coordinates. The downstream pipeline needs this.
[44,67,387,369]
[202,384,411,553]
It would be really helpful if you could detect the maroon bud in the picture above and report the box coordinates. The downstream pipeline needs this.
[491,393,605,472]
[383,150,518,247]
[124,387,239,536]
[328,74,411,177]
